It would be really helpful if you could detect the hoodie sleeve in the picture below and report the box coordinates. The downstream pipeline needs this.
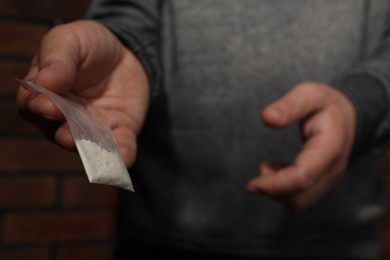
[85,0,162,99]
[333,7,390,155]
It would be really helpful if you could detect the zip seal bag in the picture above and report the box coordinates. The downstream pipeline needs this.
[13,78,134,191]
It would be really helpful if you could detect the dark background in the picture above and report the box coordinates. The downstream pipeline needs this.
[0,0,118,259]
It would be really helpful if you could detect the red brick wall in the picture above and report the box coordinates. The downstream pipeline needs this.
[1,0,390,259]
[0,0,119,259]
[375,151,390,259]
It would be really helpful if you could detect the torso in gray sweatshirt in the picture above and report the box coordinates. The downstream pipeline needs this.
[87,0,390,257]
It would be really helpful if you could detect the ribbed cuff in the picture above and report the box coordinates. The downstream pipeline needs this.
[334,75,388,153]
[94,19,160,100]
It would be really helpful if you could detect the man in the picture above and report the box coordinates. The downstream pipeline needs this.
[17,0,390,258]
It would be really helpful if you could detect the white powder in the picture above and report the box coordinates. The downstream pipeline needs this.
[75,139,134,191]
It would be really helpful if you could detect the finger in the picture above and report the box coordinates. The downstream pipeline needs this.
[279,170,341,212]
[247,130,338,197]
[262,82,326,128]
[18,89,64,124]
[103,110,139,167]
[53,122,76,151]
[33,120,75,152]
[113,127,137,167]
[248,161,287,195]
[257,161,286,178]
[23,55,39,80]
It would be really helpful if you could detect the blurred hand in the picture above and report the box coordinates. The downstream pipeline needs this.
[16,20,149,167]
[247,82,357,212]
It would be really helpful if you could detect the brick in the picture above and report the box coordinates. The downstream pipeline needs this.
[0,0,91,22]
[383,174,390,190]
[373,217,390,256]
[0,177,56,208]
[58,0,92,21]
[0,102,41,136]
[0,21,47,58]
[0,247,50,260]
[62,176,118,208]
[0,61,30,96]
[373,209,390,229]
[2,211,116,244]
[57,244,115,260]
[376,230,390,253]
[0,0,59,21]
[380,149,390,171]
[0,138,84,173]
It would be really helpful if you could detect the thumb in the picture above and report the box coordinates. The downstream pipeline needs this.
[16,24,83,151]
[26,24,80,94]
[19,24,82,121]
[262,82,325,128]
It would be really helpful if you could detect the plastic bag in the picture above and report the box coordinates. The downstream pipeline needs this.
[14,78,134,191]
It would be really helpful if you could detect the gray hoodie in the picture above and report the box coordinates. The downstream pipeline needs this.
[87,0,390,258]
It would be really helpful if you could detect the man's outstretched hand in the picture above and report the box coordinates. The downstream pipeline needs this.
[248,82,357,212]
[16,20,150,167]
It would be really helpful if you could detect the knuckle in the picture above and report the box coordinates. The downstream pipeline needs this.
[296,81,315,89]
[295,81,329,101]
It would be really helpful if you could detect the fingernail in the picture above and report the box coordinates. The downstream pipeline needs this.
[40,113,62,121]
